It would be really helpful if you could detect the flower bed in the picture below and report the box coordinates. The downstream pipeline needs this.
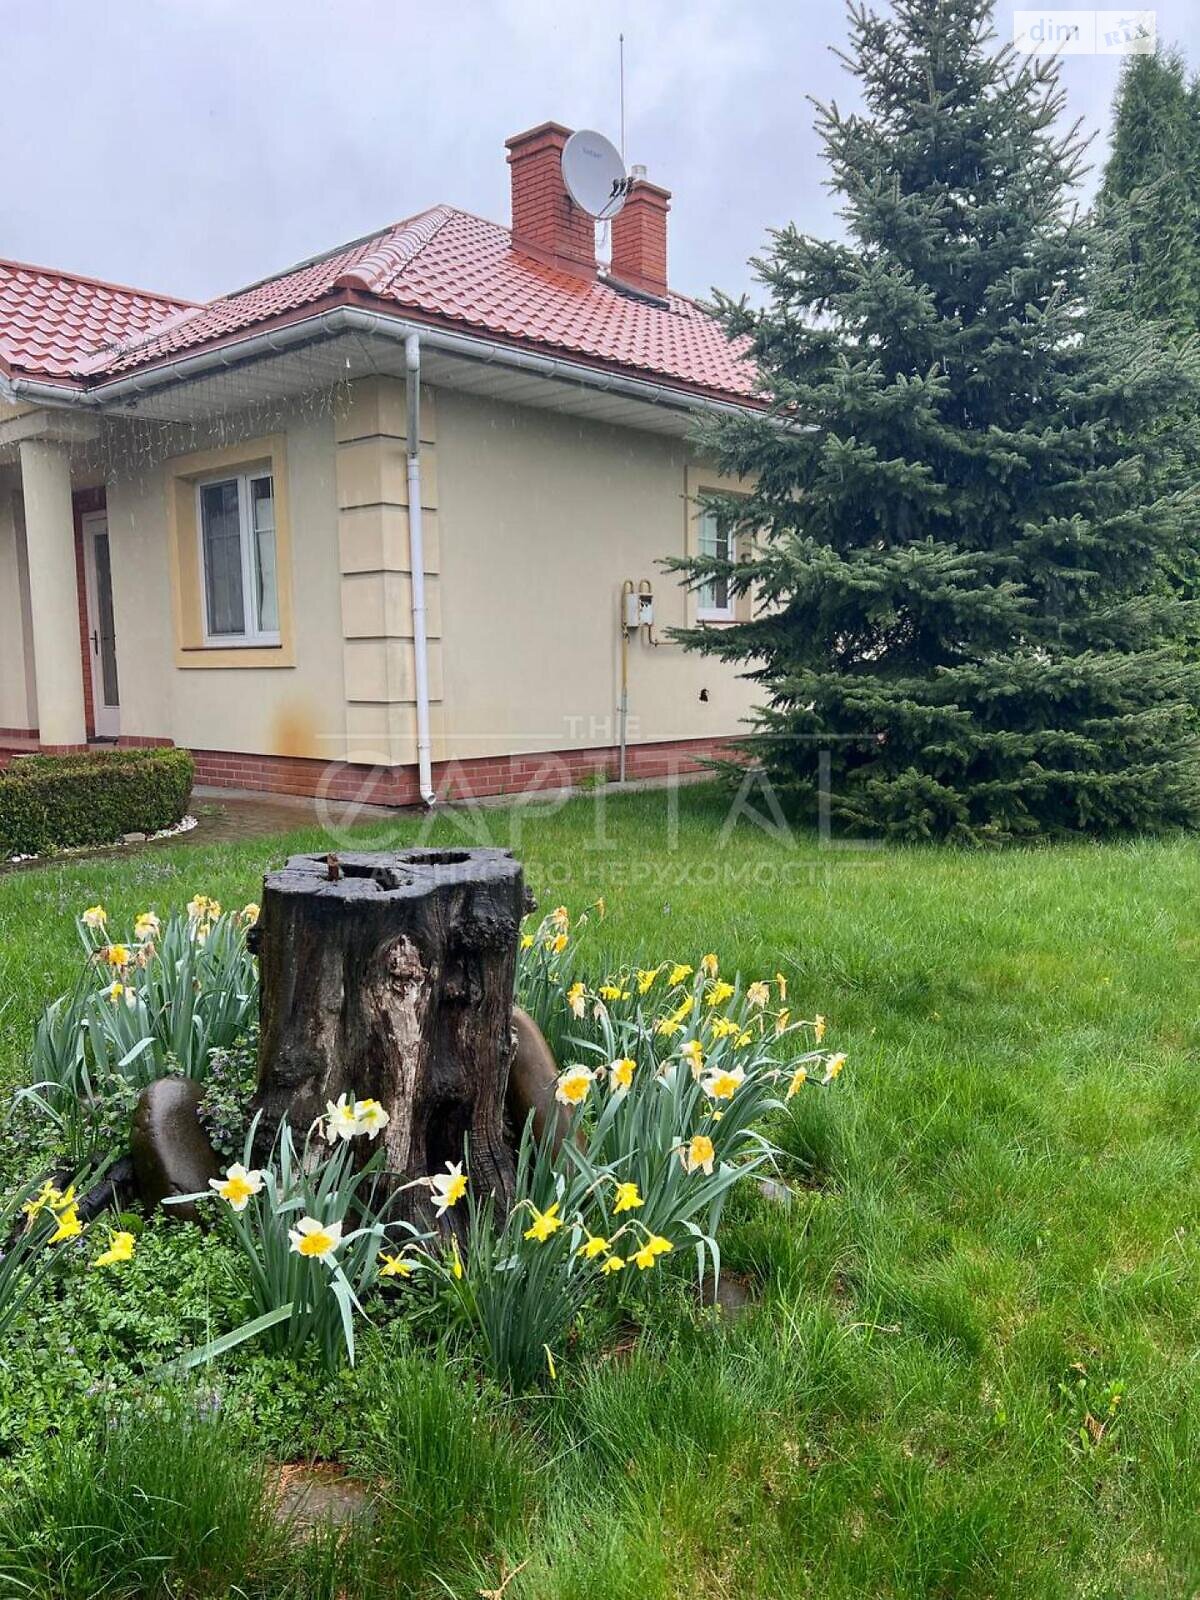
[0,747,194,858]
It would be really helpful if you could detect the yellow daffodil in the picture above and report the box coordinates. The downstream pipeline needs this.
[786,1065,808,1099]
[379,1251,414,1278]
[681,1038,704,1079]
[23,1179,69,1223]
[450,1238,464,1280]
[104,944,130,968]
[601,1254,626,1274]
[813,1014,827,1044]
[746,981,770,1008]
[612,1181,643,1214]
[776,972,788,1000]
[49,1204,82,1244]
[187,894,221,925]
[103,980,125,1004]
[353,1098,390,1139]
[547,932,569,955]
[324,1093,361,1143]
[520,933,534,950]
[705,980,736,1008]
[736,1030,753,1047]
[566,980,586,1018]
[700,953,719,978]
[208,1162,263,1211]
[595,897,606,919]
[669,996,694,1026]
[240,902,260,926]
[775,1008,791,1035]
[682,1133,716,1175]
[633,1235,673,1270]
[710,1016,740,1039]
[823,1053,847,1084]
[656,1018,683,1038]
[667,963,693,986]
[427,1160,468,1216]
[91,1230,136,1268]
[81,905,107,931]
[550,905,571,932]
[288,1216,343,1265]
[555,1065,594,1107]
[702,1064,745,1101]
[599,983,630,1002]
[134,911,160,941]
[544,1344,557,1380]
[523,1201,562,1242]
[609,1057,636,1095]
[577,1232,611,1260]
[636,966,662,995]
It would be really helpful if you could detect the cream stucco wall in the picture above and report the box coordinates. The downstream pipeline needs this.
[0,483,36,730]
[434,389,758,762]
[104,401,347,760]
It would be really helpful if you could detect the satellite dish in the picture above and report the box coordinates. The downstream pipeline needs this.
[561,129,628,220]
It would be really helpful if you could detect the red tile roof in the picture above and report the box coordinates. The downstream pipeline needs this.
[5,208,758,406]
[0,259,193,380]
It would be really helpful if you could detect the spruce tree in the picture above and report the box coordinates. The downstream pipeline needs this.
[677,0,1200,843]
[1101,47,1200,337]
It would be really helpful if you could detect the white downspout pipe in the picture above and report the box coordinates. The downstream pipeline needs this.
[405,333,436,807]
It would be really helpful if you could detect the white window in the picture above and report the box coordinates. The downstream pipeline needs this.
[696,505,735,622]
[197,470,279,645]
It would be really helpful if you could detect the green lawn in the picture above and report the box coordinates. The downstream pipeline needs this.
[1,785,1199,1598]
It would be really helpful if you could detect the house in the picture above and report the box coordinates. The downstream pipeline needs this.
[0,121,762,806]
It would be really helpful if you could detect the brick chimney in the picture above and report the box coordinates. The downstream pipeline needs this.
[610,176,671,298]
[505,121,596,277]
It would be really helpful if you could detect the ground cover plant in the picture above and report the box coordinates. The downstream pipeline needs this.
[0,782,1198,1596]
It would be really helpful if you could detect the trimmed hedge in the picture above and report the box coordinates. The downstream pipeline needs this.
[0,747,195,857]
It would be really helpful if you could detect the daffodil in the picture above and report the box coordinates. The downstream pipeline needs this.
[353,1098,390,1139]
[324,1093,361,1143]
[91,1231,135,1268]
[702,1064,745,1101]
[81,905,107,931]
[134,911,160,941]
[609,1057,636,1095]
[595,896,606,919]
[813,1014,827,1044]
[746,981,770,1008]
[288,1216,343,1266]
[681,1038,704,1079]
[598,983,630,1002]
[636,966,662,995]
[612,1181,643,1214]
[103,980,125,1004]
[681,1134,716,1175]
[544,1345,557,1380]
[22,1179,67,1223]
[656,1018,683,1038]
[49,1205,82,1244]
[187,894,221,924]
[450,1237,464,1280]
[566,980,586,1018]
[775,1008,791,1035]
[104,944,130,968]
[705,980,736,1008]
[786,1065,808,1099]
[776,972,788,1000]
[523,1201,562,1242]
[577,1231,611,1260]
[601,1254,626,1274]
[550,905,570,932]
[700,953,719,978]
[547,932,569,955]
[709,1016,740,1039]
[428,1160,468,1215]
[668,996,694,1026]
[823,1053,847,1084]
[240,902,260,925]
[520,933,534,950]
[555,1065,593,1107]
[378,1251,414,1278]
[667,963,694,986]
[209,1162,263,1211]
[633,1235,673,1270]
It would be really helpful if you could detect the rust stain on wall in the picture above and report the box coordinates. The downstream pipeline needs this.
[271,701,321,759]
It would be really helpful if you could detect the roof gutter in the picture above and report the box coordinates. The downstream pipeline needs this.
[2,305,759,422]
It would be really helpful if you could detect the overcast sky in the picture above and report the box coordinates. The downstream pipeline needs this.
[5,1,1199,307]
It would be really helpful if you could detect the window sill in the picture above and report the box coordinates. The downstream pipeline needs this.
[175,642,295,669]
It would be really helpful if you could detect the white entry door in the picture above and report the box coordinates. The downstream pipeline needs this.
[82,511,120,738]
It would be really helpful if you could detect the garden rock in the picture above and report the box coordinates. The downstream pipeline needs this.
[130,1076,222,1222]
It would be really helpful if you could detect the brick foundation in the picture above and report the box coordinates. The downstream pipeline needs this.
[189,736,739,806]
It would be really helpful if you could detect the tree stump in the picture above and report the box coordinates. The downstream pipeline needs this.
[251,848,528,1233]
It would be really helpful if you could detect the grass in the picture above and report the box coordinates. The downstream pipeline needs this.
[2,784,1199,1596]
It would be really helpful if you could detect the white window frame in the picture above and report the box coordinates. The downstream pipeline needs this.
[696,504,736,623]
[196,469,280,647]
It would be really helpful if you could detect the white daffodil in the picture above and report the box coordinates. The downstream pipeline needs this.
[324,1093,360,1143]
[208,1162,263,1212]
[353,1098,390,1139]
[554,1065,594,1108]
[427,1160,468,1216]
[287,1215,343,1266]
[701,1063,745,1101]
[81,905,107,931]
